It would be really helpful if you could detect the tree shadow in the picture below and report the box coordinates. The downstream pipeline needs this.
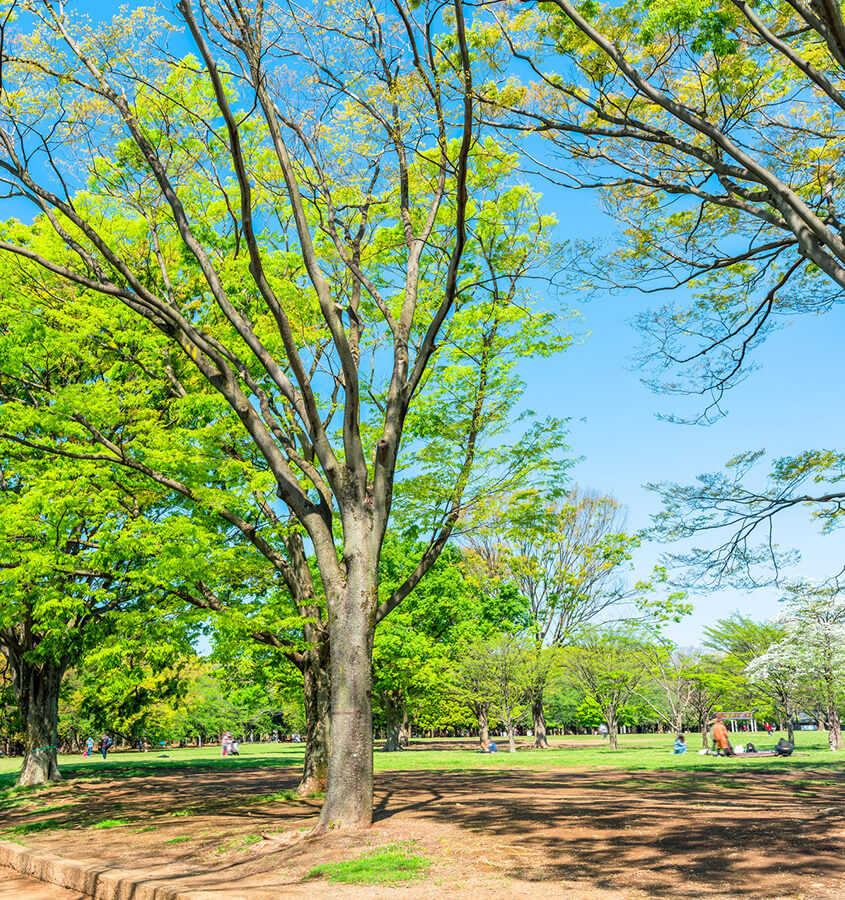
[371,767,845,897]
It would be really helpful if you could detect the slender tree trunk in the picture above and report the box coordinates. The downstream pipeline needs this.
[608,717,619,751]
[828,706,843,751]
[700,717,709,749]
[13,655,64,786]
[298,645,330,796]
[506,713,516,753]
[398,707,410,748]
[532,690,550,749]
[476,703,490,749]
[318,552,376,829]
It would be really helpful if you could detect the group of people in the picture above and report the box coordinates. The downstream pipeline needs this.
[82,734,113,759]
[671,716,794,757]
[221,732,240,756]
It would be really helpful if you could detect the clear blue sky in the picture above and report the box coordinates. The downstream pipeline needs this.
[17,0,844,645]
[525,203,845,644]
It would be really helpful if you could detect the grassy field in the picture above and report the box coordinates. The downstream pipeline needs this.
[0,729,835,792]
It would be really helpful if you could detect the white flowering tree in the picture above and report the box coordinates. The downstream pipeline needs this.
[746,583,845,751]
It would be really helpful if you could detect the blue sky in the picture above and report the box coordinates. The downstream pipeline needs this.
[526,223,845,644]
[15,0,844,645]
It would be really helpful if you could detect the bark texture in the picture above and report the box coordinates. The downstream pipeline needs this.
[381,693,407,752]
[608,719,619,751]
[532,692,550,749]
[12,654,64,786]
[298,644,330,796]
[828,708,843,751]
[477,704,490,749]
[318,554,376,828]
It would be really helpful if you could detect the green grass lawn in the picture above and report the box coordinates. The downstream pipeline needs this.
[0,729,837,792]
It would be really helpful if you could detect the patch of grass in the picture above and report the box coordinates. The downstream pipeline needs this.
[168,808,199,817]
[307,842,431,885]
[0,731,842,798]
[89,819,130,829]
[214,834,263,854]
[258,789,299,803]
[130,825,157,833]
[165,835,195,844]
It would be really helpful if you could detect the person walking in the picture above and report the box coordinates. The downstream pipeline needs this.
[85,737,94,758]
[99,733,113,760]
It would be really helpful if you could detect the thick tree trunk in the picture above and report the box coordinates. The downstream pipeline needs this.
[477,704,490,749]
[381,693,405,752]
[532,692,550,749]
[298,645,330,796]
[787,719,795,743]
[608,719,618,751]
[14,657,64,786]
[318,555,376,829]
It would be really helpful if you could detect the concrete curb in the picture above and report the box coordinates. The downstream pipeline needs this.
[0,840,216,900]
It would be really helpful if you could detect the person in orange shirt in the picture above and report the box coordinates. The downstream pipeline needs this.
[711,716,733,756]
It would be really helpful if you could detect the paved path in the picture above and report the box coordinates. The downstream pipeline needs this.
[0,868,89,899]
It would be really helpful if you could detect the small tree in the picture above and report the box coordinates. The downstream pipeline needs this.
[747,582,845,750]
[455,633,531,752]
[633,643,698,735]
[568,629,644,750]
[685,657,730,749]
[468,489,641,748]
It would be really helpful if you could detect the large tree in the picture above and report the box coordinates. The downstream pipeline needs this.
[0,0,568,826]
[482,0,845,578]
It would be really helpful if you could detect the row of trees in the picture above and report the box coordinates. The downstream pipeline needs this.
[1,0,844,827]
[8,584,841,764]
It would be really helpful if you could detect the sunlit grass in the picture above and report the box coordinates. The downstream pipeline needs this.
[307,842,430,884]
[0,730,837,795]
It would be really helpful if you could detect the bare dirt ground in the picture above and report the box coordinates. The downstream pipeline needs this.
[5,763,845,899]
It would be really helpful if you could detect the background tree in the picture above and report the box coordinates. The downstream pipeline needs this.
[469,488,686,747]
[684,656,730,749]
[0,449,201,784]
[633,642,698,735]
[457,632,532,752]
[747,582,845,750]
[568,628,645,750]
[705,613,793,735]
[467,488,637,747]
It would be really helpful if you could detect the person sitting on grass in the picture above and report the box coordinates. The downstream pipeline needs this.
[775,737,794,756]
[673,734,687,754]
[484,740,498,753]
